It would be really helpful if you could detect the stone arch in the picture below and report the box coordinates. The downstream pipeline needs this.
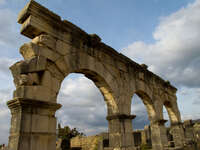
[7,1,186,150]
[132,90,156,122]
[63,52,119,115]
[14,35,120,115]
[162,97,185,147]
[64,69,119,116]
[131,90,169,149]
[163,101,179,124]
[56,72,109,135]
[8,34,121,150]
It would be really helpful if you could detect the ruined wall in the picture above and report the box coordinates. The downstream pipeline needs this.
[71,135,102,150]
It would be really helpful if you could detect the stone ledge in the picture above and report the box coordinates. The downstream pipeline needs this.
[153,119,168,125]
[18,0,61,24]
[106,114,136,121]
[171,122,183,127]
[9,132,56,136]
[7,98,62,111]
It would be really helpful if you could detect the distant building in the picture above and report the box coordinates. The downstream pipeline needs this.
[69,119,200,150]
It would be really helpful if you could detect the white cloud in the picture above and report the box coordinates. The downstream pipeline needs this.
[56,74,108,135]
[0,58,20,144]
[0,8,28,49]
[0,88,12,144]
[122,0,200,88]
[0,57,18,88]
[0,57,16,75]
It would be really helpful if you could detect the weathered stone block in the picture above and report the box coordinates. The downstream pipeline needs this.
[31,114,50,133]
[20,42,61,62]
[55,57,70,75]
[8,135,21,150]
[138,72,144,81]
[48,117,57,133]
[30,135,51,150]
[64,54,79,72]
[41,71,61,93]
[20,14,62,40]
[56,40,73,55]
[32,34,57,50]
[10,56,47,76]
[21,113,32,133]
[13,86,57,102]
[47,61,65,81]
[28,72,40,85]
[9,114,21,134]
[117,61,127,72]
[13,72,40,88]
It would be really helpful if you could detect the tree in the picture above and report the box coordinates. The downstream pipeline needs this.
[58,124,85,150]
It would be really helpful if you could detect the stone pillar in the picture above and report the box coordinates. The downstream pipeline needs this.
[7,98,61,150]
[106,114,136,150]
[141,130,147,145]
[143,125,151,146]
[150,119,168,150]
[170,122,185,147]
[183,120,195,141]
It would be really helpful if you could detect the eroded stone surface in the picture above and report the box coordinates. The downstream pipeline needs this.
[6,1,197,150]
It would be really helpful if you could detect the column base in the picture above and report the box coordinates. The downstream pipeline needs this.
[7,98,61,150]
[103,146,138,150]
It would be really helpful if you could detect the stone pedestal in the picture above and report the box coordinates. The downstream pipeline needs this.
[151,119,168,150]
[7,98,61,150]
[106,114,136,149]
[170,122,185,148]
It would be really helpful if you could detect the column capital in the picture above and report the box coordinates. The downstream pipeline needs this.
[106,114,136,121]
[153,119,168,125]
[7,98,62,111]
[171,121,183,127]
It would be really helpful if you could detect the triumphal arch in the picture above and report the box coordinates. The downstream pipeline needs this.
[7,1,186,150]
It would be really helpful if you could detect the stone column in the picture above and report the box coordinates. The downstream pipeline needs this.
[150,119,168,150]
[170,122,185,147]
[143,125,151,146]
[106,114,136,150]
[183,120,195,141]
[7,98,61,150]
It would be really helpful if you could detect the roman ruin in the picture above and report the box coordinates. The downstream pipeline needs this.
[6,0,199,150]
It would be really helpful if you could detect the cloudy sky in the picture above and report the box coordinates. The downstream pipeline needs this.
[0,0,200,144]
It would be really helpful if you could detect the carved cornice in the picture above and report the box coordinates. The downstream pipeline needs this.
[7,98,62,111]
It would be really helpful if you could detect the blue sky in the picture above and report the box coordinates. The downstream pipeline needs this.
[0,0,200,144]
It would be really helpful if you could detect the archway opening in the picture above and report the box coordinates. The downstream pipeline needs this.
[131,91,155,148]
[56,73,109,149]
[131,94,150,129]
[164,101,179,124]
[163,105,170,127]
[163,105,173,144]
